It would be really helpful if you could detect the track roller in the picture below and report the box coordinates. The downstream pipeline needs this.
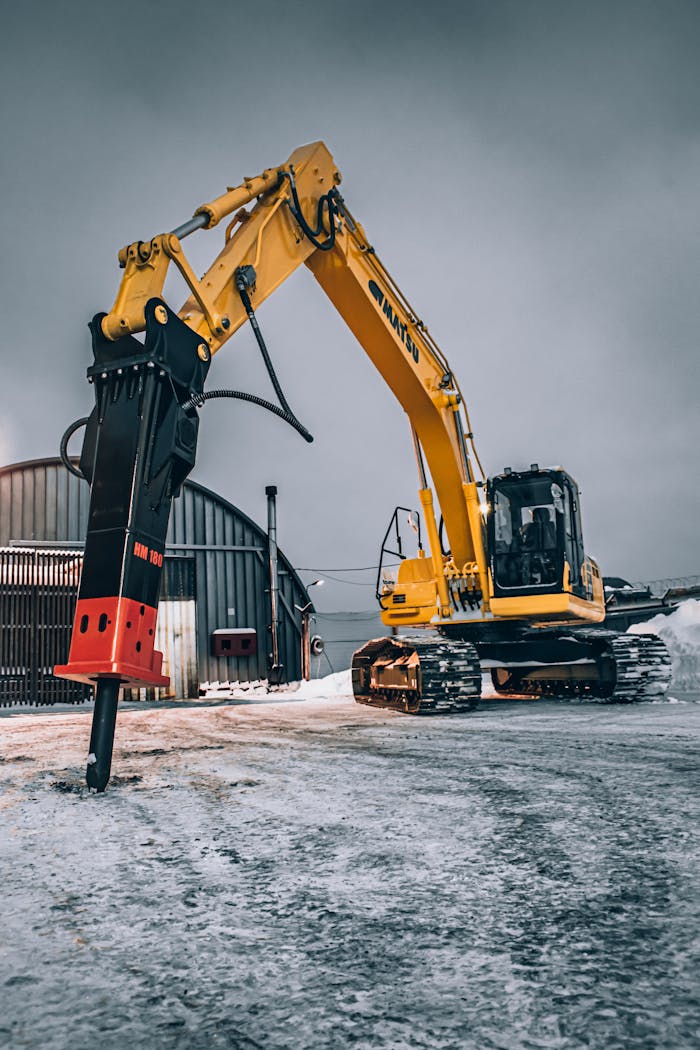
[352,636,481,714]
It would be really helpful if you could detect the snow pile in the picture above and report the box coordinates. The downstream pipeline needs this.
[205,668,354,702]
[628,599,700,690]
[291,669,354,700]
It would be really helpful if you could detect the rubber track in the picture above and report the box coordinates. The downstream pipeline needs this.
[608,633,672,702]
[352,637,481,714]
[491,632,672,702]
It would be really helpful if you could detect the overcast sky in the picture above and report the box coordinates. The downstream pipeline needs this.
[0,0,698,609]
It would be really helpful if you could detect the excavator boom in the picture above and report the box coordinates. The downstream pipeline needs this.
[100,142,487,576]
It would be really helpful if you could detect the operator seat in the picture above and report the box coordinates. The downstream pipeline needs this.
[521,507,556,551]
[518,507,558,584]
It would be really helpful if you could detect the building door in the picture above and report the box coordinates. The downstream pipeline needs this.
[157,556,198,699]
[123,556,198,701]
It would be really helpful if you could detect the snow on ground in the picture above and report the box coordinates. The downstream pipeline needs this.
[629,598,700,689]
[206,669,355,702]
[2,690,700,1049]
[2,608,700,1047]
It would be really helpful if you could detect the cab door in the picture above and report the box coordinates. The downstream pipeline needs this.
[562,479,585,595]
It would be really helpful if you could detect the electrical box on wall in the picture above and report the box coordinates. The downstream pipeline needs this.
[211,628,258,658]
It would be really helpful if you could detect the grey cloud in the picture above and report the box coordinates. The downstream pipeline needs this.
[0,0,697,606]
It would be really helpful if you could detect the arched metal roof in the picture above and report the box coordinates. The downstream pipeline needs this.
[0,456,305,584]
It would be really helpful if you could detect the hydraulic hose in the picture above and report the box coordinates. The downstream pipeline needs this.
[184,271,314,443]
[438,514,451,558]
[186,389,313,442]
[280,168,339,252]
[59,416,89,480]
[236,282,307,426]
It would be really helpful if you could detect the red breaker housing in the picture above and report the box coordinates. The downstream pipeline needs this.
[55,298,210,689]
[56,596,166,688]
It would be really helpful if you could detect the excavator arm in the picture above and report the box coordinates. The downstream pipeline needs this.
[99,140,488,590]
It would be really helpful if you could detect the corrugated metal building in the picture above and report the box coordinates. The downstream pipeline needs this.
[0,458,311,704]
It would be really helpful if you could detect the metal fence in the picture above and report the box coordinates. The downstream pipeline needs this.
[632,574,700,596]
[0,547,91,707]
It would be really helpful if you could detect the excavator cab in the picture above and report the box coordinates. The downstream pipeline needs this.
[487,467,586,598]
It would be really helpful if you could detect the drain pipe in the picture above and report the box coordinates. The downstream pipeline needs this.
[266,485,284,685]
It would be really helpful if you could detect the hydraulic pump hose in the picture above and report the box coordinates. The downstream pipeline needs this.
[185,388,313,442]
[236,283,307,426]
[184,279,313,443]
[59,416,89,480]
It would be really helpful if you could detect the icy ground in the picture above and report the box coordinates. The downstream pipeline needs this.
[2,606,700,1049]
[2,682,700,1049]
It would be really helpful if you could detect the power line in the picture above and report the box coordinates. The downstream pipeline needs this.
[296,562,401,573]
[296,564,379,573]
[307,572,375,586]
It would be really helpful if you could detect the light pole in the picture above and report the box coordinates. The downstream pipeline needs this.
[296,579,324,681]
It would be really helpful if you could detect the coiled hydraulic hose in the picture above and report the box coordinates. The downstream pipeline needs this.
[280,166,339,252]
[59,416,89,480]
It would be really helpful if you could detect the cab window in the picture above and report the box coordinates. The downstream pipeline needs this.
[490,476,564,592]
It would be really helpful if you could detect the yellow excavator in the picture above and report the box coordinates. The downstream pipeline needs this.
[55,141,671,790]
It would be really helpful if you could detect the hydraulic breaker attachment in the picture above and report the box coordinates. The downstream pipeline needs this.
[55,298,210,790]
